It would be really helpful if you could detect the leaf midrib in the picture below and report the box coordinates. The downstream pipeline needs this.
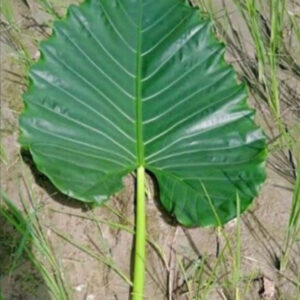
[135,1,144,167]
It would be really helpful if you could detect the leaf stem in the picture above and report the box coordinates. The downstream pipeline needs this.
[132,166,146,300]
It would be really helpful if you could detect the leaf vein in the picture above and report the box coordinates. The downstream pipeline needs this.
[26,124,134,163]
[29,100,135,159]
[98,0,137,53]
[141,22,207,82]
[57,27,135,99]
[34,53,134,123]
[72,9,136,78]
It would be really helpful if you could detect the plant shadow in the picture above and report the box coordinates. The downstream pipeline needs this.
[146,170,179,227]
[244,210,300,276]
[21,149,93,211]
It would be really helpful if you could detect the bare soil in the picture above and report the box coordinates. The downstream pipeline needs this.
[1,1,299,299]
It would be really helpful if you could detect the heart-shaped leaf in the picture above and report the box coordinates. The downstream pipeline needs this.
[20,0,266,227]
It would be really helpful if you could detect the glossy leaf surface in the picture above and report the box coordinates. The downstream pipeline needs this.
[20,0,266,226]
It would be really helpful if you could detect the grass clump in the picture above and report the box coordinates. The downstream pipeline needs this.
[0,187,72,300]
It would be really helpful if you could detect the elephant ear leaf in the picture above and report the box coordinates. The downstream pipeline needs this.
[19,0,267,227]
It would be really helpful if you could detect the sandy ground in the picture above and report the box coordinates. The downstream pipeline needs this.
[1,1,299,299]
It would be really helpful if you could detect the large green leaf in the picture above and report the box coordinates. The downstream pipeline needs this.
[19,0,266,227]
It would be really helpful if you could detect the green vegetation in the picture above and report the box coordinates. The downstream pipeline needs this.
[0,0,299,299]
[281,156,300,270]
[0,181,72,300]
[17,0,267,297]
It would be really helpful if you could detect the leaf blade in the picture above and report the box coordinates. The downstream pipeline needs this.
[20,0,266,225]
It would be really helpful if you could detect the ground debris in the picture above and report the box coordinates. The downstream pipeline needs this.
[254,276,276,299]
